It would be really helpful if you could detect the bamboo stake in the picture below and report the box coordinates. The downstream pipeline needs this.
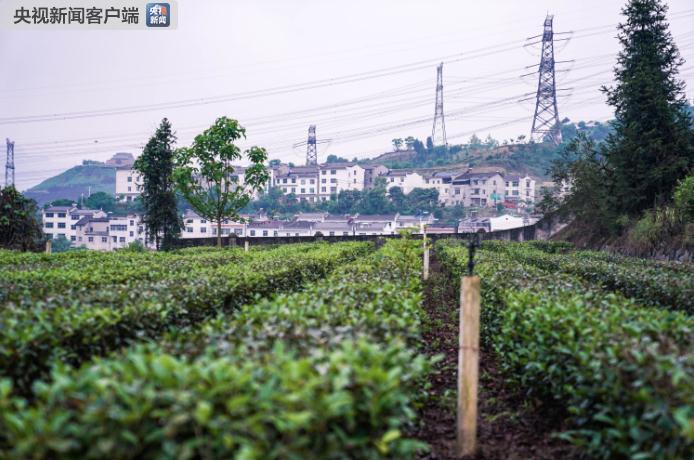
[423,246,430,280]
[456,275,480,458]
[244,240,249,252]
[45,239,52,254]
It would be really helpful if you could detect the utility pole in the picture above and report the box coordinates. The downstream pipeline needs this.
[432,62,447,149]
[527,15,570,145]
[5,138,15,188]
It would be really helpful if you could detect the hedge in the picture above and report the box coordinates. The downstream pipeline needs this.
[437,240,693,459]
[480,241,693,313]
[0,238,432,459]
[0,242,368,396]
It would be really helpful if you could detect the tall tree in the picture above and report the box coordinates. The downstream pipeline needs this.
[0,186,44,251]
[134,118,182,250]
[602,0,693,214]
[174,117,269,247]
[84,192,117,213]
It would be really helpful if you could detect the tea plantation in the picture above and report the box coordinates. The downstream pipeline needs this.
[0,239,691,459]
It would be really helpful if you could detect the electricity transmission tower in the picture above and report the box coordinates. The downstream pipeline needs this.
[527,15,570,145]
[5,138,14,188]
[293,125,331,166]
[432,62,447,148]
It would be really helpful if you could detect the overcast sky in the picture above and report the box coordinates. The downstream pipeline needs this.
[1,0,693,190]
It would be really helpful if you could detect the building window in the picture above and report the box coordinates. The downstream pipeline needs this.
[262,230,268,236]
[200,227,207,233]
[273,231,278,236]
[45,222,54,228]
[329,231,335,236]
[58,213,66,218]
[129,220,134,226]
[129,231,134,237]
[291,187,296,193]
[186,227,193,233]
[513,181,519,187]
[310,179,315,184]
[330,170,336,174]
[45,212,54,218]
[119,237,125,242]
[321,187,326,192]
[201,219,207,224]
[526,180,531,187]
[283,178,288,184]
[330,178,337,183]
[321,178,326,184]
[88,237,94,242]
[321,170,326,175]
[102,237,108,243]
[127,176,132,182]
[309,188,314,193]
[128,187,132,192]
[301,179,305,185]
[330,187,337,192]
[110,225,128,231]
[70,236,76,241]
[70,225,76,230]
[58,223,66,229]
[112,236,117,242]
[301,188,305,194]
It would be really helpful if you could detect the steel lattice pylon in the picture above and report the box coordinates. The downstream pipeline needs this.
[306,125,317,166]
[530,15,563,145]
[5,138,14,188]
[432,62,447,148]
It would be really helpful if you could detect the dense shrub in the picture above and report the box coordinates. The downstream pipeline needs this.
[0,243,368,395]
[0,239,432,459]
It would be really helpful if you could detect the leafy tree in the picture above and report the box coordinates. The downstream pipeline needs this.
[325,154,350,164]
[360,178,392,214]
[404,136,416,150]
[0,186,44,251]
[426,137,434,153]
[268,159,281,168]
[469,133,482,148]
[544,133,618,235]
[174,117,269,247]
[391,138,404,151]
[602,0,693,214]
[406,188,439,213]
[47,198,74,208]
[84,192,116,212]
[134,118,182,250]
[388,186,406,210]
[51,235,72,253]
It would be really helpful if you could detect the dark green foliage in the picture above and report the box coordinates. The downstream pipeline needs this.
[602,0,693,214]
[134,118,182,250]
[0,240,431,459]
[436,240,693,459]
[0,186,43,251]
[0,243,368,395]
[83,191,116,212]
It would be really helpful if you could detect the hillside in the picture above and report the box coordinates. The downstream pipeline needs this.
[24,162,117,206]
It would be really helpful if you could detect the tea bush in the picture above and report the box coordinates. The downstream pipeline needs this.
[0,239,432,459]
[437,240,693,459]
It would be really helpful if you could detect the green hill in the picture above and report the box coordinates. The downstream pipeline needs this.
[24,162,117,206]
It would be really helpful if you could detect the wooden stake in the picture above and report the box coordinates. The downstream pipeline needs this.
[456,275,480,458]
[45,239,52,254]
[244,240,249,252]
[423,246,430,280]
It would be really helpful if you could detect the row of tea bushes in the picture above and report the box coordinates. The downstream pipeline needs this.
[0,244,286,303]
[0,239,432,459]
[0,242,368,396]
[437,240,693,459]
[480,241,693,313]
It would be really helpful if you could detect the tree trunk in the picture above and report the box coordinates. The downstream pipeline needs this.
[217,220,222,248]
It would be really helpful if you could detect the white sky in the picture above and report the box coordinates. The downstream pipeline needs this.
[1,0,693,190]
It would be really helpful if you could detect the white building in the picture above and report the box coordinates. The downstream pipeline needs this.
[181,209,245,238]
[72,214,147,250]
[505,175,536,207]
[115,168,143,202]
[42,206,107,242]
[272,165,320,202]
[317,163,366,200]
[449,170,505,208]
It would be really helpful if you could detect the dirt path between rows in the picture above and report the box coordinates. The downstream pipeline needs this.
[415,254,578,459]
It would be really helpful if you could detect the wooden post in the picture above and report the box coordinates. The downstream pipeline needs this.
[244,240,249,252]
[45,239,52,254]
[456,275,480,458]
[423,246,430,280]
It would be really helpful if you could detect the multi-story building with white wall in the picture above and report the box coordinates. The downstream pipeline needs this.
[72,214,147,250]
[505,175,536,207]
[317,163,365,200]
[42,206,108,242]
[449,170,505,208]
[115,168,143,202]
